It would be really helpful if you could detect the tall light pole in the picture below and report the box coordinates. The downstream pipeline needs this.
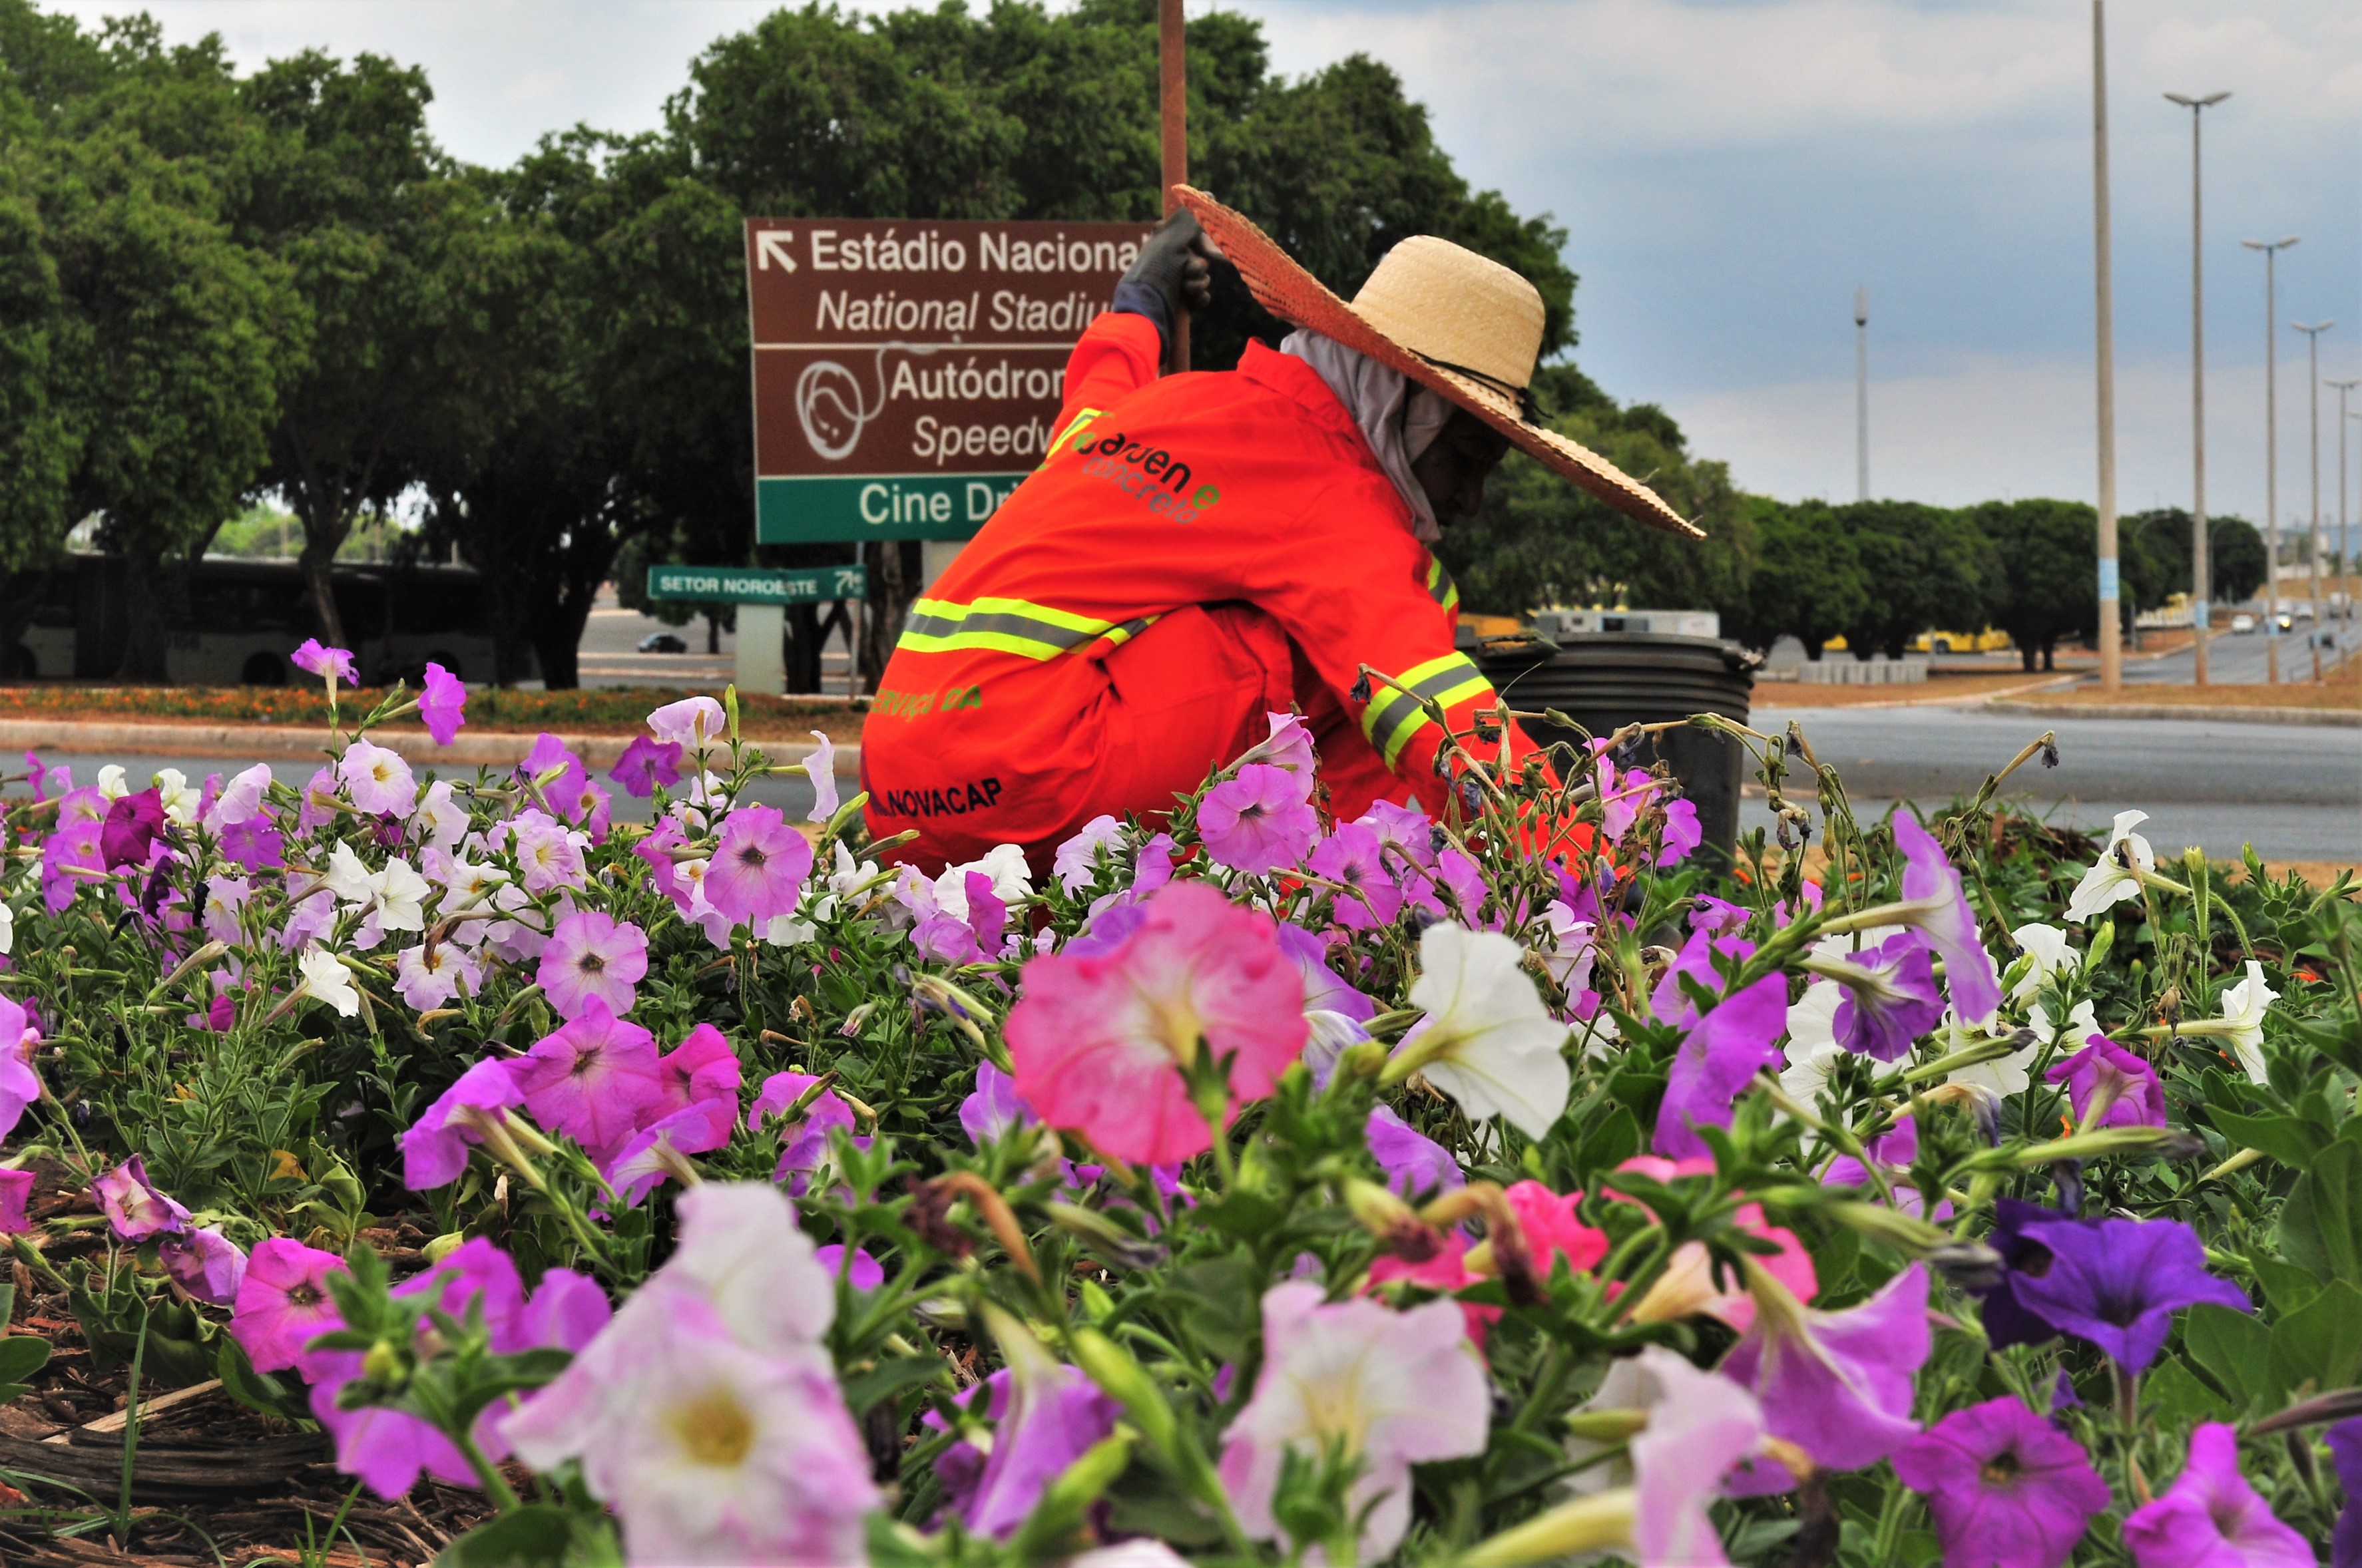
[2292,320,2333,679]
[2241,235,2298,682]
[2090,0,2121,692]
[1854,288,1869,502]
[2332,378,2359,628]
[2165,91,2228,684]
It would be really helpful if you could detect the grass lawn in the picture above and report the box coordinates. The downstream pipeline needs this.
[0,682,872,741]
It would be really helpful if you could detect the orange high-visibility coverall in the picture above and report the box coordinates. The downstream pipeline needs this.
[859,311,1552,872]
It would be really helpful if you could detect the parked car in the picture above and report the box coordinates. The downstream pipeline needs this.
[2230,612,2256,634]
[637,631,689,654]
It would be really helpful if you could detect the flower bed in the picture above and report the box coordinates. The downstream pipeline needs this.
[0,649,2353,1567]
[0,680,865,739]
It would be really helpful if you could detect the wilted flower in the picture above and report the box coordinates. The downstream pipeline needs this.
[1391,922,1570,1140]
[417,661,466,745]
[1722,1263,1930,1490]
[95,1155,190,1243]
[2121,1423,2313,1568]
[159,1227,248,1306]
[337,739,417,817]
[1200,764,1318,875]
[538,911,649,1020]
[1219,1282,1490,1561]
[704,805,813,926]
[1892,1396,2111,1568]
[1007,881,1306,1164]
[229,1239,347,1372]
[2064,809,2156,923]
[800,730,839,822]
[291,638,357,686]
[513,1000,663,1156]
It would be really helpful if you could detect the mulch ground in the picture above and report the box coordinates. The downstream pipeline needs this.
[0,1172,497,1567]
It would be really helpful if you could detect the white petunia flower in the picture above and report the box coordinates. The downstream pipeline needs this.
[2216,960,2279,1083]
[2008,923,2078,1004]
[205,763,274,830]
[368,857,429,933]
[1392,922,1571,1138]
[152,768,200,826]
[1779,983,1846,1107]
[321,842,376,905]
[95,764,128,801]
[295,946,360,1018]
[2064,810,2156,922]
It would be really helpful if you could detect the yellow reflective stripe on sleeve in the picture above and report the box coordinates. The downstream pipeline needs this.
[1357,652,1498,767]
[1423,556,1460,614]
[1039,407,1104,469]
[897,596,1141,662]
[1097,613,1161,651]
[1429,674,1493,712]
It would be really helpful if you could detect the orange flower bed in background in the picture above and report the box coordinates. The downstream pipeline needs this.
[0,684,869,740]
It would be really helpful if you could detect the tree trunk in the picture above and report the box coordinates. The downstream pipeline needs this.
[786,603,822,693]
[299,534,345,649]
[860,538,910,682]
[2020,645,2038,672]
[114,549,172,682]
[705,613,721,655]
[2041,640,2056,672]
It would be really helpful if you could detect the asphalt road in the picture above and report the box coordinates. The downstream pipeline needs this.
[573,588,858,693]
[1749,703,2360,863]
[2121,616,2357,686]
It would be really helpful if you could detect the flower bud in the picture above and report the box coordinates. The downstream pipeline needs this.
[1457,1487,1637,1567]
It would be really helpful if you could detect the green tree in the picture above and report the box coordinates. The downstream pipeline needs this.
[1829,500,1996,661]
[1439,366,1754,622]
[1728,497,1867,660]
[1972,498,2095,671]
[2122,508,2269,608]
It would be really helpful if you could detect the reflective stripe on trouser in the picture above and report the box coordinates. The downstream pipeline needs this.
[1359,652,1494,767]
[897,597,1157,661]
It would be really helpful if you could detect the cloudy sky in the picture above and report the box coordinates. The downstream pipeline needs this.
[49,0,2362,528]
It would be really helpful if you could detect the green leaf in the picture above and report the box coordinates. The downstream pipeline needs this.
[2280,1139,2362,1285]
[840,1355,946,1418]
[0,1335,51,1386]
[1164,1256,1260,1365]
[1196,1191,1285,1241]
[2184,1302,2273,1414]
[2208,1109,2329,1167]
[2250,1256,2323,1316]
[438,1504,579,1568]
[1576,1105,1640,1179]
[216,1336,310,1423]
[2144,1356,2232,1425]
[2268,1280,2362,1404]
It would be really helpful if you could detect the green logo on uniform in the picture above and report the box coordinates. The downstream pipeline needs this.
[1192,485,1222,511]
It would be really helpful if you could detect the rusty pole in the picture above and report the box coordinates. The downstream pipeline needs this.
[1160,0,1189,375]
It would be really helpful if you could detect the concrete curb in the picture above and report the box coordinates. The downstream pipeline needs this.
[1982,701,2360,728]
[0,719,865,773]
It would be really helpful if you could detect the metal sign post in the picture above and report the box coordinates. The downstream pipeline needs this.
[744,219,1156,546]
[647,566,869,695]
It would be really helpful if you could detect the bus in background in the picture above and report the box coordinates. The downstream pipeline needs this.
[12,554,525,686]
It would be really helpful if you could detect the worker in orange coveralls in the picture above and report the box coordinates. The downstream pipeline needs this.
[861,186,1697,873]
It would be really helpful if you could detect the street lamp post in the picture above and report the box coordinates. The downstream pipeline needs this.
[2090,0,2121,693]
[2292,320,2333,680]
[2165,91,2228,685]
[2241,236,2299,682]
[1854,288,1869,502]
[2332,379,2359,631]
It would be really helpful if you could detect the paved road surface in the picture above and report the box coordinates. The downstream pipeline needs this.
[573,588,859,693]
[2121,616,2357,686]
[1749,704,2359,863]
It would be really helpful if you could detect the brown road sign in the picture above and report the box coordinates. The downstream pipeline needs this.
[746,218,1155,544]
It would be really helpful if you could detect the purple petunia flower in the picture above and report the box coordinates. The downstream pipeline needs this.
[537,910,649,1021]
[914,871,1007,965]
[291,639,357,686]
[419,662,466,745]
[512,1001,664,1159]
[1891,812,2005,1024]
[1198,764,1317,875]
[2045,1036,2168,1130]
[219,815,284,873]
[704,805,813,926]
[960,1062,1031,1147]
[608,735,684,798]
[1307,823,1404,930]
[1652,934,1787,1159]
[1723,1263,1931,1491]
[401,1058,529,1191]
[2000,1211,2251,1372]
[1366,1104,1463,1197]
[0,1169,33,1235]
[2327,1417,2362,1568]
[95,1155,190,1243]
[1892,1396,2111,1568]
[815,1243,883,1290]
[958,1358,1122,1541]
[2122,1423,2313,1568]
[1274,924,1377,1023]
[160,1227,249,1306]
[1825,931,1947,1062]
[100,789,166,869]
[1657,797,1702,867]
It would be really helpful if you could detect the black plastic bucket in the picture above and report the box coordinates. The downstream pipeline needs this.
[1473,633,1756,859]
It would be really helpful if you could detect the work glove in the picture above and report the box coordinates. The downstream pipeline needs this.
[1113,210,1216,339]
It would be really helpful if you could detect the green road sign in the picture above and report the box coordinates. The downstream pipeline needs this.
[645,564,867,604]
[755,474,1025,544]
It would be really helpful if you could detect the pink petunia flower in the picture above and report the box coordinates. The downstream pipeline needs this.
[417,662,466,745]
[703,805,813,926]
[1198,764,1317,875]
[1502,1179,1610,1279]
[292,639,357,686]
[2122,1422,2313,1568]
[1722,1263,1931,1493]
[1307,821,1405,929]
[537,911,649,1020]
[0,992,43,1142]
[229,1239,348,1372]
[160,1227,248,1306]
[645,695,726,750]
[95,1155,190,1243]
[511,1000,663,1157]
[337,740,417,817]
[400,1058,528,1190]
[0,1169,34,1233]
[654,1024,743,1144]
[608,735,684,799]
[2045,1035,2168,1130]
[1007,881,1307,1164]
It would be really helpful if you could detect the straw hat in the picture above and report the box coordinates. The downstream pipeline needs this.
[1173,185,1701,538]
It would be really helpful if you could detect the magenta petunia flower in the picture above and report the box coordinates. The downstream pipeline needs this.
[1007,881,1307,1164]
[95,1155,190,1243]
[2328,1418,2362,1568]
[0,1169,32,1234]
[1503,1179,1609,1278]
[1198,764,1318,875]
[0,994,43,1143]
[512,1000,664,1157]
[219,815,283,873]
[703,804,814,926]
[291,638,357,686]
[2122,1423,2313,1568]
[1232,709,1317,783]
[1999,1211,2250,1372]
[960,1062,1032,1147]
[604,1101,735,1207]
[1824,931,1947,1062]
[914,871,1008,965]
[814,1244,883,1290]
[1892,811,2005,1024]
[1893,1396,2110,1568]
[537,910,649,1020]
[957,1346,1122,1541]
[2045,1036,2168,1130]
[608,734,684,798]
[1307,821,1405,929]
[400,1058,528,1190]
[1722,1263,1930,1491]
[750,1070,861,1191]
[100,789,166,869]
[418,662,466,745]
[653,1024,742,1145]
[230,1238,348,1372]
[159,1227,248,1306]
[1653,970,1789,1159]
[1656,796,1704,866]
[1367,1103,1463,1197]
